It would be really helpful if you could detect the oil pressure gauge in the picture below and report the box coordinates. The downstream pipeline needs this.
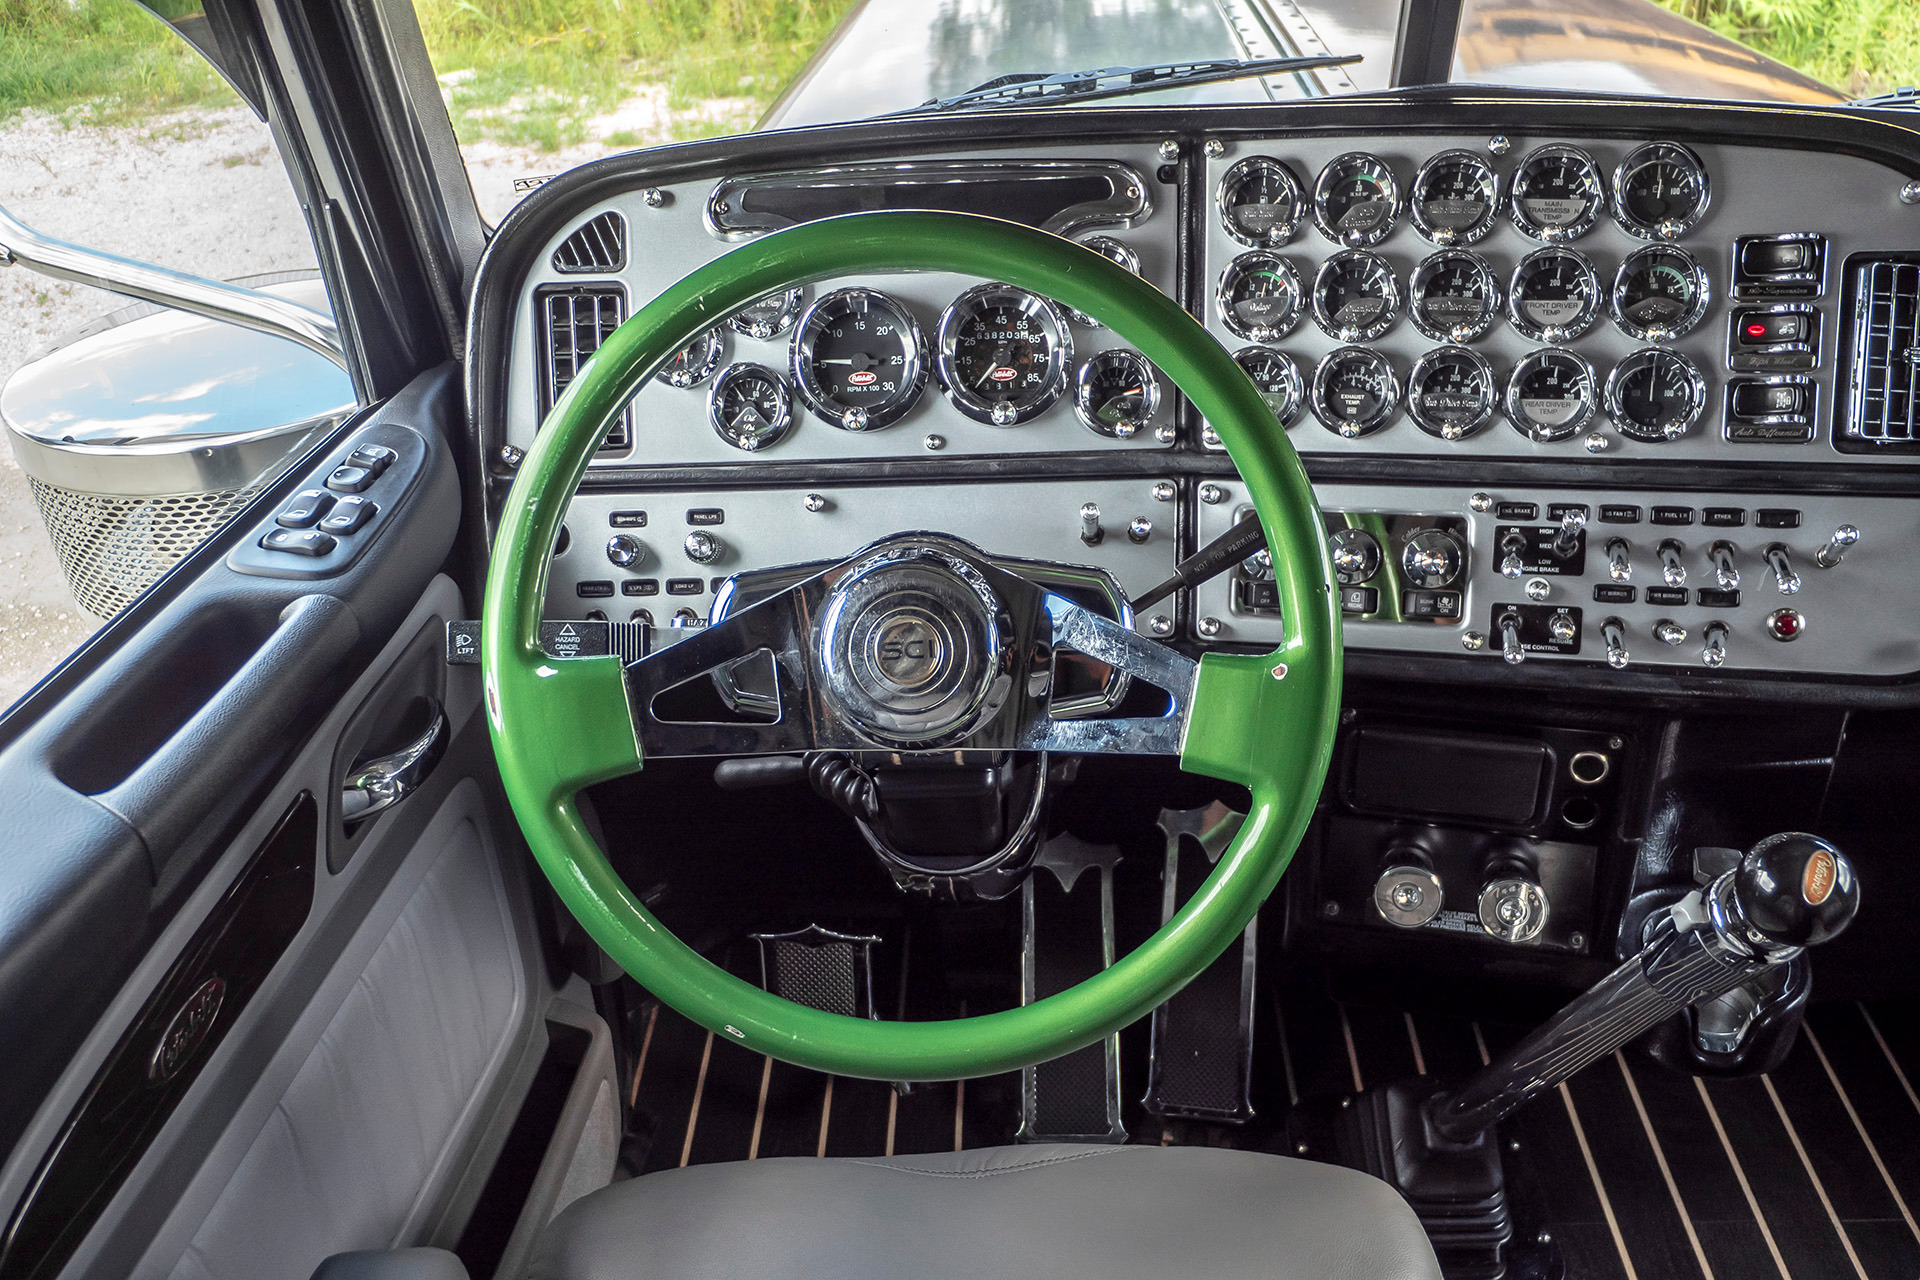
[1313,152,1400,247]
[708,363,793,451]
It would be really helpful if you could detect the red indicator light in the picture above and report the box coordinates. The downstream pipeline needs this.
[1746,322,1768,338]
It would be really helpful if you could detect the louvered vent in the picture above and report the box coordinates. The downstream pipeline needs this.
[1839,255,1920,451]
[552,211,626,273]
[538,285,631,451]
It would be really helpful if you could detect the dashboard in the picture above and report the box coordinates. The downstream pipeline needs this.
[470,94,1920,699]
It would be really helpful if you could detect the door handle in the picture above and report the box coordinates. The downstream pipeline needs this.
[341,700,448,820]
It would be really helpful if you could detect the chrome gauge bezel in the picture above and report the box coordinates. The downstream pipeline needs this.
[1310,346,1401,438]
[1611,245,1711,342]
[1408,149,1503,246]
[1217,155,1307,248]
[1407,345,1498,440]
[1508,246,1603,343]
[1605,347,1708,442]
[1068,236,1142,327]
[1410,250,1503,343]
[1217,251,1305,342]
[1312,152,1401,248]
[1230,345,1305,429]
[1612,141,1711,241]
[789,287,928,431]
[656,327,726,388]
[1074,349,1162,438]
[1311,249,1401,342]
[707,362,795,451]
[726,287,806,340]
[1507,144,1606,242]
[1505,347,1598,442]
[934,283,1074,427]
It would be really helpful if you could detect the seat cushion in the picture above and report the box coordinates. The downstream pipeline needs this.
[527,1143,1442,1280]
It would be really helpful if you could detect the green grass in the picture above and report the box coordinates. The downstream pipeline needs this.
[0,0,230,123]
[1652,0,1920,98]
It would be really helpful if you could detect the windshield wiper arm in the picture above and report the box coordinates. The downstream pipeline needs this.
[1847,87,1920,109]
[882,56,1363,118]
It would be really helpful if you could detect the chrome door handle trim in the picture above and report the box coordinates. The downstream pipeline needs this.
[341,701,448,820]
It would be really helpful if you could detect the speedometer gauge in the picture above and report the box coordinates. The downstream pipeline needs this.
[1231,346,1304,427]
[1508,145,1605,241]
[1313,152,1400,247]
[791,288,927,431]
[1612,142,1710,240]
[1409,150,1501,245]
[935,284,1073,426]
[1611,245,1709,341]
[1075,350,1160,438]
[1217,251,1304,342]
[1067,236,1141,327]
[1311,347,1401,438]
[1311,250,1400,342]
[657,328,725,388]
[1408,346,1497,440]
[1508,247,1602,343]
[728,287,805,340]
[1410,251,1501,343]
[1218,156,1306,247]
[1606,348,1707,441]
[1505,348,1597,441]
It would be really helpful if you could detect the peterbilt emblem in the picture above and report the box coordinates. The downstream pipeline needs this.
[148,974,226,1085]
[1803,847,1838,906]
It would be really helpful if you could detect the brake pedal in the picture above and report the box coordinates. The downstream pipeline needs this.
[1143,802,1257,1124]
[1019,833,1126,1143]
[752,924,880,1018]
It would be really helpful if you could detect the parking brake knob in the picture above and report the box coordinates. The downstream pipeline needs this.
[1732,832,1858,948]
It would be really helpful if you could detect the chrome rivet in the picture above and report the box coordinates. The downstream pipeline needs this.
[1584,432,1609,454]
[842,406,870,431]
[1462,631,1486,651]
[1488,135,1512,156]
[923,433,946,451]
[643,187,670,208]
[1901,180,1920,206]
[1148,615,1174,637]
[1158,138,1180,160]
[1151,481,1176,502]
[1295,1142,1310,1155]
[1340,1096,1352,1109]
[1127,517,1153,544]
[1525,577,1550,601]
[1202,425,1222,447]
[1204,138,1226,159]
[1569,931,1586,949]
[1469,492,1493,513]
[1154,423,1177,444]
[498,444,525,468]
[803,493,828,513]
[1199,483,1228,504]
[1197,616,1223,637]
[1321,901,1341,918]
[1509,1139,1522,1152]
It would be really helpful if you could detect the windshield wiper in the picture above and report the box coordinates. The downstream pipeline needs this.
[1847,87,1919,109]
[882,56,1363,118]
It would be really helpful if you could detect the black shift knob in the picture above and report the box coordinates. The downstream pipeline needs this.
[1733,832,1858,948]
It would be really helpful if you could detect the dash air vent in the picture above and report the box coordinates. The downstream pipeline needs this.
[537,285,631,452]
[552,211,627,273]
[1836,254,1920,453]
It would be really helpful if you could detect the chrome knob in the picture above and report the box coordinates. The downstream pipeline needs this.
[1548,610,1577,644]
[1375,862,1445,928]
[683,530,722,564]
[1242,548,1275,580]
[1765,543,1801,594]
[1498,609,1524,665]
[606,534,645,568]
[1079,502,1104,547]
[1708,540,1740,590]
[1702,620,1729,668]
[1551,509,1587,559]
[1654,618,1687,646]
[670,607,703,628]
[1658,539,1686,587]
[1816,524,1859,569]
[1478,875,1549,943]
[1499,530,1528,579]
[1601,616,1629,669]
[1400,530,1463,589]
[1605,537,1632,583]
[1331,527,1381,583]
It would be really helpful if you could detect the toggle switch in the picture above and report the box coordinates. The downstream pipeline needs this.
[1654,618,1687,646]
[1499,530,1528,579]
[1658,539,1687,587]
[1816,524,1858,569]
[1765,543,1801,594]
[1605,537,1632,583]
[1551,508,1587,560]
[1602,616,1629,669]
[1127,516,1153,544]
[1708,540,1740,590]
[1702,620,1729,668]
[1498,608,1524,665]
[1080,502,1104,547]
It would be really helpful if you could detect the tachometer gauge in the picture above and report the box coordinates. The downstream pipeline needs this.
[1217,251,1304,342]
[935,284,1073,426]
[1508,145,1605,241]
[1508,247,1602,343]
[1408,346,1497,440]
[1409,149,1502,245]
[1410,250,1502,343]
[791,288,927,431]
[1218,155,1306,247]
[1611,245,1710,342]
[1313,152,1400,247]
[657,328,725,388]
[707,363,793,451]
[1074,349,1161,438]
[1311,346,1401,438]
[1231,346,1304,427]
[727,287,805,340]
[1612,142,1710,241]
[1505,348,1597,441]
[1311,250,1401,342]
[1606,348,1708,441]
[1068,236,1142,327]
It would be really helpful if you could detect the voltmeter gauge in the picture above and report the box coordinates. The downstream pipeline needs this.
[1074,349,1161,438]
[1613,142,1710,240]
[1508,247,1602,343]
[1068,236,1142,327]
[1506,348,1598,442]
[1231,346,1304,427]
[1410,250,1502,343]
[1409,149,1502,245]
[1217,251,1304,342]
[1311,346,1401,438]
[1311,250,1401,342]
[791,287,927,431]
[1611,245,1710,342]
[935,284,1073,426]
[707,363,793,451]
[1408,346,1497,440]
[1313,152,1400,247]
[1508,144,1606,241]
[727,287,805,340]
[1218,155,1306,247]
[1606,348,1708,441]
[657,328,725,388]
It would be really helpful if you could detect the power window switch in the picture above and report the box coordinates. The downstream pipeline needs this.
[275,488,335,528]
[260,528,338,557]
[318,495,376,534]
[345,443,397,474]
[325,464,375,493]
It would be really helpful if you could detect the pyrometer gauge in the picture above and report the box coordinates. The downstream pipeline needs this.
[1313,152,1400,247]
[1508,144,1606,242]
[791,287,927,431]
[657,328,725,388]
[727,287,805,340]
[1068,236,1141,327]
[1231,346,1304,428]
[1218,155,1307,247]
[1310,346,1401,438]
[1075,350,1161,438]
[1409,149,1502,246]
[1410,251,1502,343]
[708,363,793,451]
[1606,348,1708,442]
[1407,346,1497,440]
[1311,250,1401,342]
[1508,247,1602,343]
[1505,347,1597,442]
[1217,251,1304,342]
[935,284,1074,427]
[1612,245,1710,342]
[1613,142,1711,241]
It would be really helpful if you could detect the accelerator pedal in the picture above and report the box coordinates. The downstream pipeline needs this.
[1143,802,1257,1124]
[1018,834,1127,1143]
[751,925,881,1019]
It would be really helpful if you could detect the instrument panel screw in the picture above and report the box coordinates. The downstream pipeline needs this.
[1202,425,1222,447]
[1901,181,1920,206]
[498,444,525,468]
[1340,1096,1352,1109]
[1609,737,1624,750]
[803,493,828,513]
[1525,577,1551,602]
[1295,1142,1310,1155]
[1509,1139,1522,1152]
[643,187,670,208]
[1341,707,1359,724]
[1537,1231,1554,1246]
[1197,615,1223,637]
[1462,631,1487,651]
[1151,481,1176,502]
[1148,614,1174,637]
[1203,139,1227,159]
[1158,138,1180,160]
[1488,135,1512,156]
[923,433,946,451]
[1154,423,1177,444]
[1469,492,1493,513]
[1199,483,1228,505]
[1584,432,1609,454]
[1569,931,1586,949]
[1321,900,1341,918]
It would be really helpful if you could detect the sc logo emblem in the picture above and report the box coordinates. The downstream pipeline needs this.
[871,615,945,688]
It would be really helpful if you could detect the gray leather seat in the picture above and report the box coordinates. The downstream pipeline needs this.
[527,1143,1442,1280]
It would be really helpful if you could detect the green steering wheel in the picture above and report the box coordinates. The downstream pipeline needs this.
[482,210,1341,1081]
